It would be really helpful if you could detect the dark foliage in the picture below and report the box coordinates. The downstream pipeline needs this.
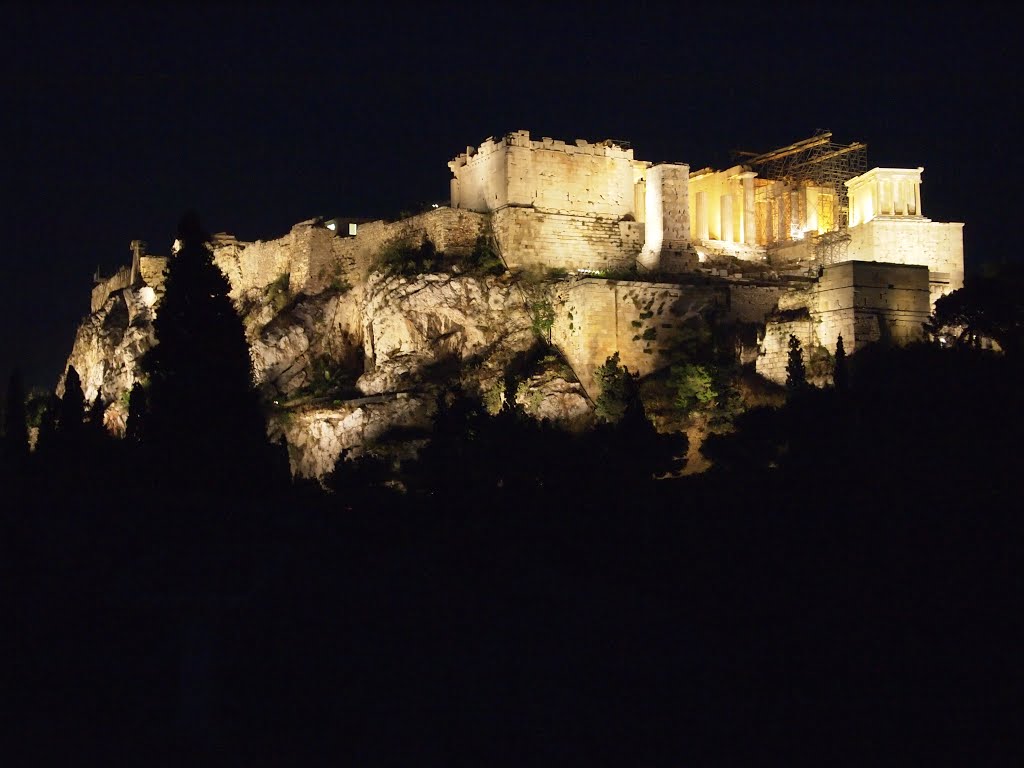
[141,211,287,493]
[930,263,1024,355]
[125,382,147,443]
[59,366,85,435]
[833,333,848,391]
[785,333,807,392]
[4,291,1022,766]
[594,352,638,423]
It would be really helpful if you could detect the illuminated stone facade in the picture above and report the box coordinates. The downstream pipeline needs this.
[85,130,966,404]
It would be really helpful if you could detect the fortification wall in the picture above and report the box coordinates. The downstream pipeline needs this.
[813,261,929,352]
[756,261,931,384]
[449,137,509,211]
[450,130,644,218]
[553,278,725,397]
[726,284,792,324]
[138,256,167,294]
[846,218,964,307]
[493,208,643,272]
[755,316,817,384]
[90,266,133,312]
[212,208,488,300]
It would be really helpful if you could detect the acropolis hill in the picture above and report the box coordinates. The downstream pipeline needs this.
[70,129,965,477]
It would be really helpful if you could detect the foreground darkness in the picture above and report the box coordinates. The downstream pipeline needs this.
[3,346,1022,764]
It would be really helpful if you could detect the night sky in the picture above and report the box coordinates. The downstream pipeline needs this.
[3,5,1016,390]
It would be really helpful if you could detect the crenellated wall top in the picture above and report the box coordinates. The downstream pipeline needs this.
[448,129,637,171]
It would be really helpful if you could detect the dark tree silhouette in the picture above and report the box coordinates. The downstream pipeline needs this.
[929,265,1024,355]
[785,334,807,392]
[3,370,29,469]
[142,211,286,493]
[594,352,638,423]
[59,366,85,435]
[834,334,848,391]
[31,392,59,456]
[125,382,147,443]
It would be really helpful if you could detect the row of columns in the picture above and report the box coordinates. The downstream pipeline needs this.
[692,171,758,245]
[875,179,922,217]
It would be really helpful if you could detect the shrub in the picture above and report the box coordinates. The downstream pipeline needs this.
[670,363,716,415]
[594,352,638,423]
[529,299,555,342]
[464,233,505,276]
[266,272,291,312]
[373,238,440,277]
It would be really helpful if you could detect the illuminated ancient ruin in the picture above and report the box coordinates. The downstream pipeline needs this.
[447,130,964,383]
[75,128,966,472]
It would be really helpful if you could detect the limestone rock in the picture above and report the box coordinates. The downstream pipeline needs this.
[63,262,560,478]
[62,288,157,429]
[268,393,433,479]
[515,375,592,429]
[514,356,593,430]
[358,272,535,398]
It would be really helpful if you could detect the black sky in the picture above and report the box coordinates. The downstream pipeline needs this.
[2,4,1017,389]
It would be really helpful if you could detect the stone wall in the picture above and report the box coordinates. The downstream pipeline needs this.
[492,208,643,272]
[726,284,792,324]
[138,256,167,294]
[755,261,931,384]
[846,218,964,307]
[213,207,488,300]
[552,278,725,397]
[450,130,646,219]
[814,261,930,353]
[90,266,133,313]
[755,316,817,384]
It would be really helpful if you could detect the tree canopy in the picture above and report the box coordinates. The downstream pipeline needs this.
[141,211,286,492]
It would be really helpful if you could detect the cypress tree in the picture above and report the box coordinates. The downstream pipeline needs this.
[125,383,147,443]
[59,367,86,435]
[142,211,285,493]
[785,334,807,392]
[834,334,848,391]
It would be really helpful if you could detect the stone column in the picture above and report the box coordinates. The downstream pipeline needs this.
[914,181,922,217]
[695,190,708,241]
[739,171,757,246]
[790,191,800,239]
[639,163,690,271]
[777,194,787,242]
[721,194,733,243]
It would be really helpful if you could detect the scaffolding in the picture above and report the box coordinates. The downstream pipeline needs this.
[736,130,868,240]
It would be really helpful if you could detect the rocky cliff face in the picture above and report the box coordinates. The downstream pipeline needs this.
[63,286,159,435]
[64,260,592,479]
[357,272,534,399]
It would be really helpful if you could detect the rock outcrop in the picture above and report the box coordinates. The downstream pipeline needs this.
[63,286,158,434]
[63,254,582,478]
[357,272,535,399]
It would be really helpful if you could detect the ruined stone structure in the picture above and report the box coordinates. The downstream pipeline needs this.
[68,128,966,474]
[449,130,964,384]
